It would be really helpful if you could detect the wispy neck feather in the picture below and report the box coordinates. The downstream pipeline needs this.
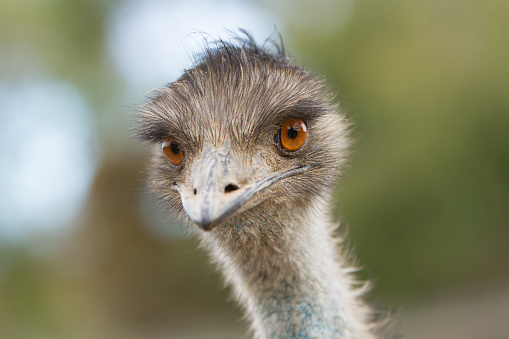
[199,198,376,339]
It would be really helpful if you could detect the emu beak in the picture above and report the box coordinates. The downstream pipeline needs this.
[178,143,308,231]
[179,143,242,230]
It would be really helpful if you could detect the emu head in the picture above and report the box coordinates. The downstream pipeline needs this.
[138,38,349,232]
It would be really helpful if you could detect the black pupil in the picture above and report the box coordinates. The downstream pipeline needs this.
[287,127,299,139]
[170,142,180,154]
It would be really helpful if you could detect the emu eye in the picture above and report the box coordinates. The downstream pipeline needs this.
[279,118,307,152]
[162,137,184,166]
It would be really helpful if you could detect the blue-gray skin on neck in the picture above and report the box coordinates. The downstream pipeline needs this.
[199,206,374,339]
[261,296,346,338]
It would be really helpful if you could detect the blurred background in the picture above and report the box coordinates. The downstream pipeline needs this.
[1,0,508,338]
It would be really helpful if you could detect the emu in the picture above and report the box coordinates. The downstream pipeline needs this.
[137,35,380,338]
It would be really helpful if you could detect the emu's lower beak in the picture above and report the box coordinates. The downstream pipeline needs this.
[178,143,308,231]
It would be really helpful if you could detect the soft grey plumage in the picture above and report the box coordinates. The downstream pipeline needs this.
[137,35,379,338]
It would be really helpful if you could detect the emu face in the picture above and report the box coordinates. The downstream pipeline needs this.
[138,42,348,231]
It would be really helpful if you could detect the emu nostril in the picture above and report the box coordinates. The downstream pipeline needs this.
[224,184,239,193]
[193,188,197,195]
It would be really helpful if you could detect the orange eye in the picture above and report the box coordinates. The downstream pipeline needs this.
[162,137,184,166]
[280,118,307,152]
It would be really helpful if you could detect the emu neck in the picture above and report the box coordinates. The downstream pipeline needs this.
[200,203,374,339]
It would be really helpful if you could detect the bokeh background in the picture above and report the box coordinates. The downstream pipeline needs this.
[1,0,508,338]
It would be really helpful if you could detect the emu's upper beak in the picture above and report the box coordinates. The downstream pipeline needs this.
[177,143,308,231]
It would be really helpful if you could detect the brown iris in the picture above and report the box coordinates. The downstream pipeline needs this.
[162,137,184,165]
[280,118,307,152]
